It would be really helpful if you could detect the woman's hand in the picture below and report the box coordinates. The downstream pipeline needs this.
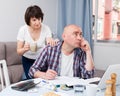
[17,41,30,55]
[46,37,59,46]
[23,42,30,52]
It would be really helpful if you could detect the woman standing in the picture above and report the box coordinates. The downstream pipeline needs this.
[17,5,58,79]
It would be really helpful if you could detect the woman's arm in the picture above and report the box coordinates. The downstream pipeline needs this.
[17,41,30,55]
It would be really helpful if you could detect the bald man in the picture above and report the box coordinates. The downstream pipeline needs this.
[29,24,94,80]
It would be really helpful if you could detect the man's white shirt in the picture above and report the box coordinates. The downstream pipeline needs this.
[60,52,74,77]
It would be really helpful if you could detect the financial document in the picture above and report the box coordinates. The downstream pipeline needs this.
[47,76,86,86]
[34,76,101,86]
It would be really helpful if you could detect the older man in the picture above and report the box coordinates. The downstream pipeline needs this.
[29,24,94,80]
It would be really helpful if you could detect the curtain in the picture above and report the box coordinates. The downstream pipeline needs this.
[57,0,93,52]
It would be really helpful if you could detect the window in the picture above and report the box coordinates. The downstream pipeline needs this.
[93,0,120,42]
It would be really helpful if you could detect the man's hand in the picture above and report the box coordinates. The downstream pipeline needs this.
[45,69,57,80]
[80,38,91,52]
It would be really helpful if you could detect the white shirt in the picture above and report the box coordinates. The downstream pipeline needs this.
[60,52,74,77]
[17,23,52,59]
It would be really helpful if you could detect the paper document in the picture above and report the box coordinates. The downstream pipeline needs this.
[34,76,101,86]
[46,76,88,86]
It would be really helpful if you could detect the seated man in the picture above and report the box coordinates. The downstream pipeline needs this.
[29,24,94,80]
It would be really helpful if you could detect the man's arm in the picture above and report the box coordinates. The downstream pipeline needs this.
[29,46,57,80]
[34,69,57,80]
[85,51,94,71]
[80,38,94,71]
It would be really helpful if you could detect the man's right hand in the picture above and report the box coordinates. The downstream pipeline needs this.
[45,69,57,80]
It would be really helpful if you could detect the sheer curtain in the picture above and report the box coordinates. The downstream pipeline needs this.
[57,0,93,51]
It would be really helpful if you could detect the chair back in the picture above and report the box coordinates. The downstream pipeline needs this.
[0,60,10,90]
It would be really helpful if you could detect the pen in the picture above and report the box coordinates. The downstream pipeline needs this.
[41,80,49,84]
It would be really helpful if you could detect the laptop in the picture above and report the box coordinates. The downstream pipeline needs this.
[90,64,120,89]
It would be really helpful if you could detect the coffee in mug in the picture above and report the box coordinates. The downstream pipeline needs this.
[30,42,37,52]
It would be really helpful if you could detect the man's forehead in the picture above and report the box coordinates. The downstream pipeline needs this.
[73,30,82,33]
[70,25,82,31]
[71,27,82,33]
[64,25,82,34]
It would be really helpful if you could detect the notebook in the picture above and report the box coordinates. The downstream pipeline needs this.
[90,64,120,89]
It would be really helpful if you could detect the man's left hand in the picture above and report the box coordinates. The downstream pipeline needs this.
[80,38,91,52]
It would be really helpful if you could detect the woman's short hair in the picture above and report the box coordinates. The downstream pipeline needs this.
[24,5,44,25]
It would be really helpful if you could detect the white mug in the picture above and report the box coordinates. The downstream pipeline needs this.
[85,84,98,96]
[30,42,37,52]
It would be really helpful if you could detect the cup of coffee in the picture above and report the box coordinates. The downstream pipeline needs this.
[85,84,98,96]
[30,42,37,52]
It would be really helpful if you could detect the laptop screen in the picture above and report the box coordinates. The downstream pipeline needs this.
[97,64,120,89]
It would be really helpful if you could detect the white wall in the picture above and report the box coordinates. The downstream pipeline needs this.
[0,0,58,41]
[94,42,120,70]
